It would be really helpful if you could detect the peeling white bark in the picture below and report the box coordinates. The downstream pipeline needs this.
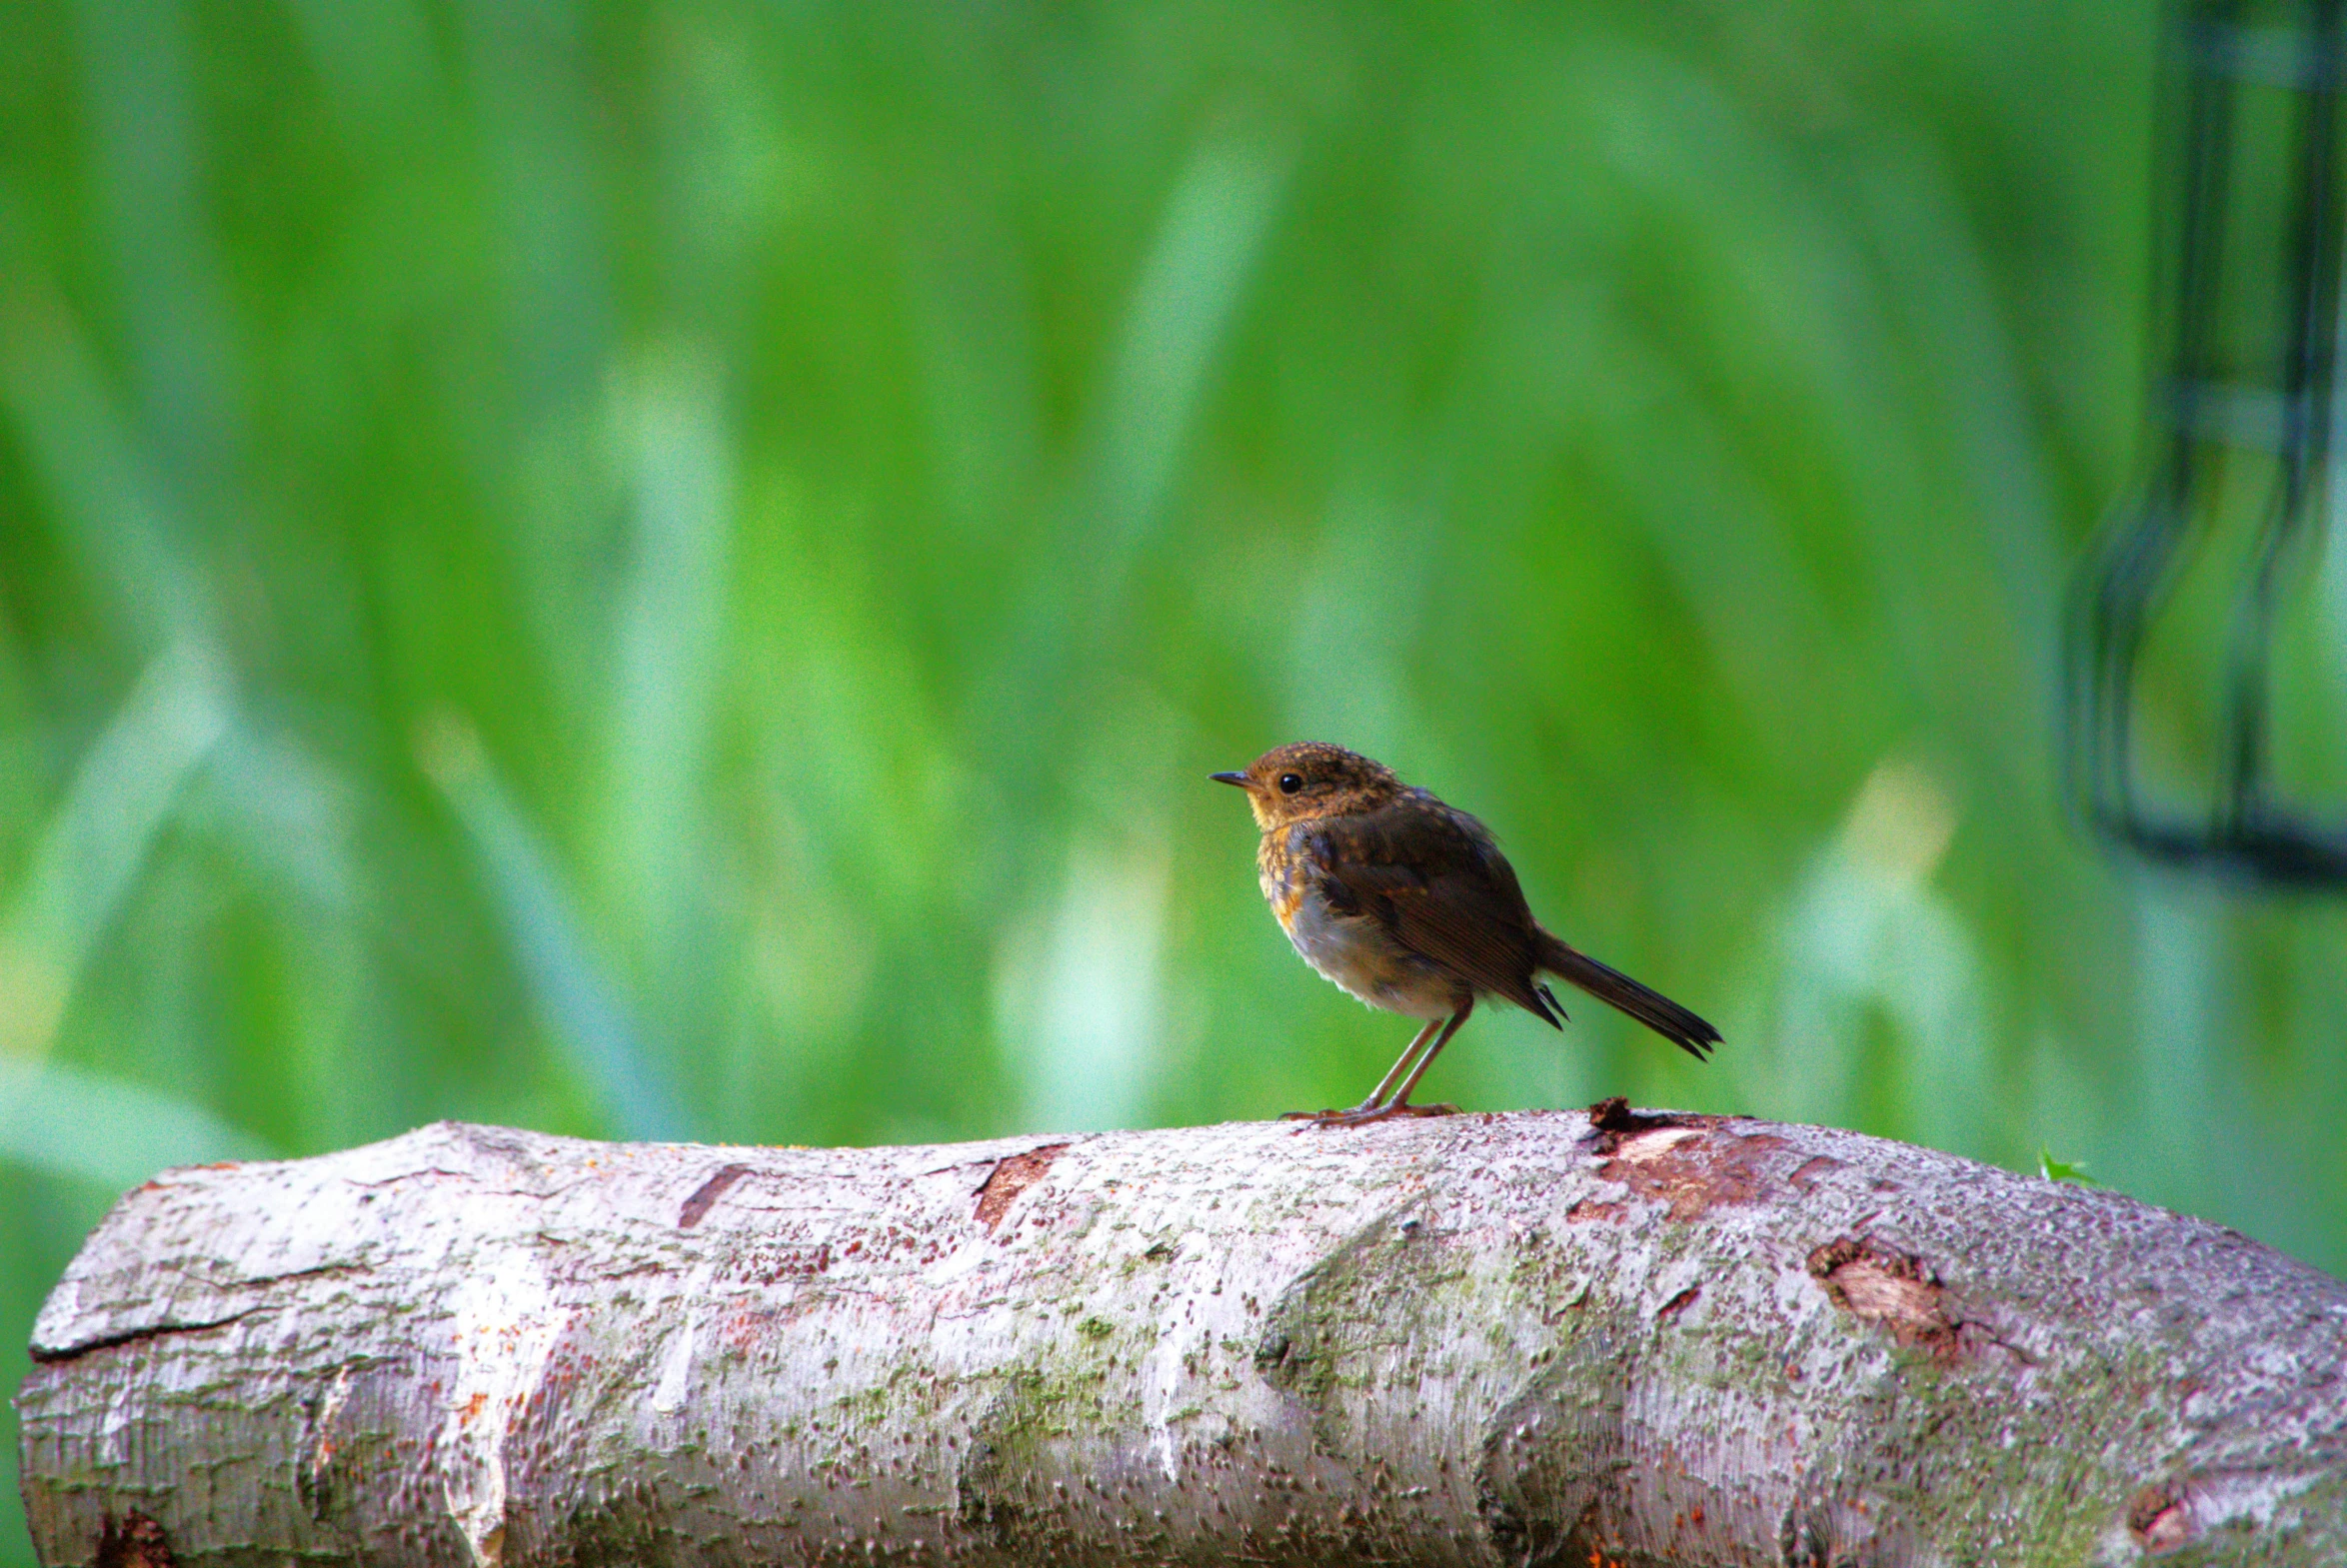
[17,1108,2347,1567]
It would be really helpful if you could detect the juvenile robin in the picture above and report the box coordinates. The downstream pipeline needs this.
[1212,742,1719,1127]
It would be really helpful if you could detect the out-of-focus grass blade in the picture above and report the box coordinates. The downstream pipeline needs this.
[0,284,218,650]
[69,0,242,481]
[418,713,688,1142]
[1000,832,1171,1134]
[453,0,614,407]
[1853,142,2064,684]
[0,1056,270,1192]
[601,351,732,973]
[280,0,440,143]
[1746,761,1989,1155]
[0,638,231,1060]
[2128,891,2220,1216]
[191,724,357,917]
[987,129,1294,808]
[1091,132,1293,565]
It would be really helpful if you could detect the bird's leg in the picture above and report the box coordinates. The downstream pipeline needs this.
[1361,1016,1449,1110]
[1280,1016,1444,1122]
[1379,999,1470,1113]
[1299,1001,1472,1129]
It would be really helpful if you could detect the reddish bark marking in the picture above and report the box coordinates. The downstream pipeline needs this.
[2128,1483,2194,1554]
[1808,1237,1958,1358]
[975,1143,1070,1230]
[718,1241,831,1285]
[679,1164,753,1228]
[96,1512,174,1568]
[1601,1127,1786,1221]
[1565,1198,1625,1224]
[1786,1154,1841,1191]
[1656,1285,1701,1319]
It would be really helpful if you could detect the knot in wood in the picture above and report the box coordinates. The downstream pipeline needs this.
[1807,1236,1957,1357]
[96,1512,174,1568]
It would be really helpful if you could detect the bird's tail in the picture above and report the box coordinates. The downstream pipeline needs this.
[1534,930,1719,1061]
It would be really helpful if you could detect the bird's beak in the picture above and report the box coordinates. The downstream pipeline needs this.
[1208,772,1251,788]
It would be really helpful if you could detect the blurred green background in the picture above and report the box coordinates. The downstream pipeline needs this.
[7,0,2347,1551]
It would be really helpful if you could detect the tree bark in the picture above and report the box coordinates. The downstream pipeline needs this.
[17,1107,2347,1568]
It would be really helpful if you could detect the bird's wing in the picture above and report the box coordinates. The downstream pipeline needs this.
[1308,797,1560,1025]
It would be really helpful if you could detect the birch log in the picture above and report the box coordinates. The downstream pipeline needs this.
[17,1107,2347,1568]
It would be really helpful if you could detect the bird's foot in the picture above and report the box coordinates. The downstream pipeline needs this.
[1284,1100,1460,1130]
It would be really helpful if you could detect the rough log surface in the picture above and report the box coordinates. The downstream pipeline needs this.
[16,1107,2347,1568]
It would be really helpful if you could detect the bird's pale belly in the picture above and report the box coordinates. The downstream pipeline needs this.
[1276,882,1459,1020]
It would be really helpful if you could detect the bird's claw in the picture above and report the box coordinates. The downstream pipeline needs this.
[1282,1100,1461,1130]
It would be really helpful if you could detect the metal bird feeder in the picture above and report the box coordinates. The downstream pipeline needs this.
[2070,0,2347,885]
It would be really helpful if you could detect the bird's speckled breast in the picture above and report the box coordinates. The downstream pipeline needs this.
[1257,826,1456,1019]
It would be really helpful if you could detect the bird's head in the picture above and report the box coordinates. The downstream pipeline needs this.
[1210,743,1404,830]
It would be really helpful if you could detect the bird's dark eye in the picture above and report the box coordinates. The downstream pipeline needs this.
[1277,773,1304,794]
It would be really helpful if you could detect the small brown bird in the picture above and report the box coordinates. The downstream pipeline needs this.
[1212,743,1718,1126]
